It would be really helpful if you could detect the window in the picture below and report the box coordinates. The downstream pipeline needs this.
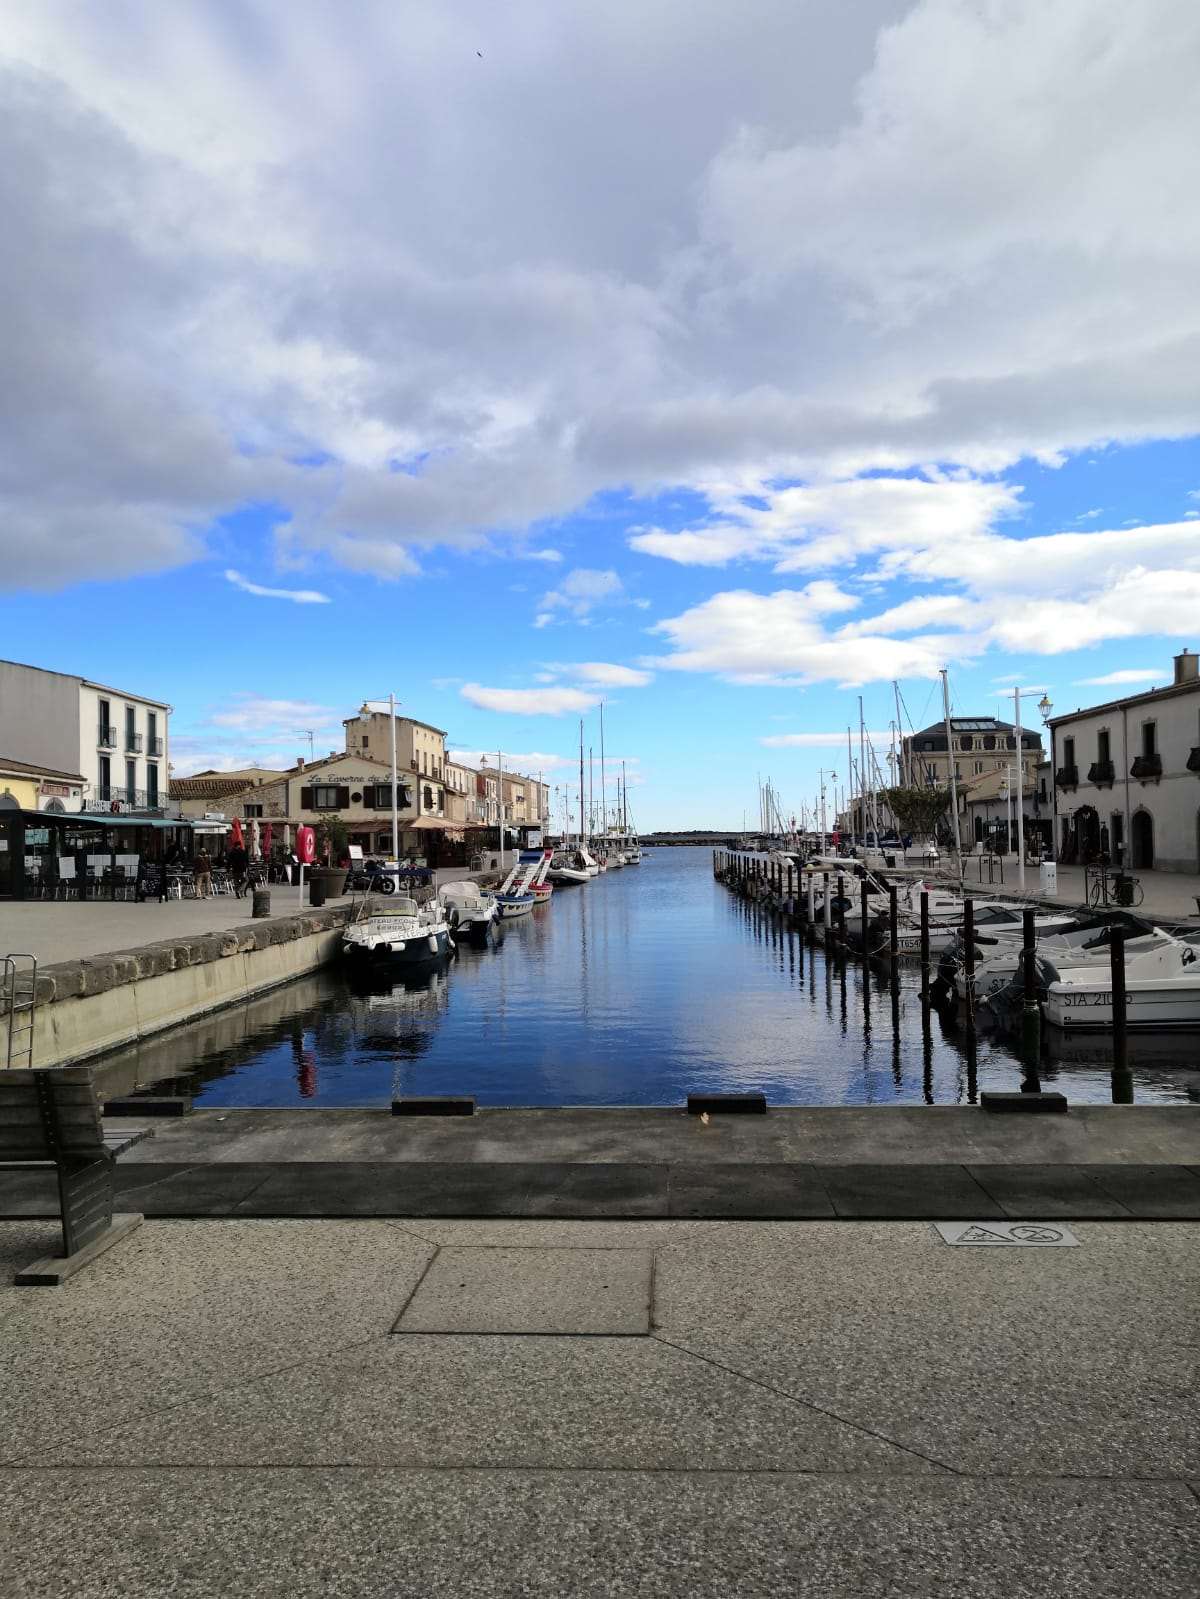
[311,785,340,810]
[97,698,113,744]
[1006,735,1016,750]
[1142,721,1157,758]
[974,761,983,774]
[1098,729,1110,764]
[125,706,137,752]
[99,755,110,797]
[125,759,137,803]
[361,735,369,748]
[1063,736,1075,767]
[959,736,973,751]
[982,734,996,751]
[243,803,262,818]
[423,784,434,811]
[147,765,159,806]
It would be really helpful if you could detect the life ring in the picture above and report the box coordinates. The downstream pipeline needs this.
[110,800,120,813]
[378,876,395,895]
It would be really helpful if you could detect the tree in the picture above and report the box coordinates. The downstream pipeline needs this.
[318,814,350,863]
[882,786,951,839]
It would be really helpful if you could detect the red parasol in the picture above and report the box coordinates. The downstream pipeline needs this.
[230,817,244,849]
[262,822,273,855]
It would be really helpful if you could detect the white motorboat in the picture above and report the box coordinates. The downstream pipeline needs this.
[1044,938,1200,1031]
[547,849,591,884]
[958,926,1176,1006]
[889,893,1074,958]
[438,880,499,946]
[342,896,452,967]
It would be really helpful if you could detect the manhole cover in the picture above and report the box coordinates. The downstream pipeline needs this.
[935,1222,1080,1247]
[393,1246,654,1335]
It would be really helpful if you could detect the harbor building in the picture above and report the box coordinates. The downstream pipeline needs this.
[344,707,447,781]
[0,657,171,814]
[902,716,1043,790]
[1047,648,1200,871]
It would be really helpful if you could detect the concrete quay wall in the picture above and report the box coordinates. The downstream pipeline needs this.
[3,905,355,1069]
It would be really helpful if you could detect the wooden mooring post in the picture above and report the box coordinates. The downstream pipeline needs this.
[962,897,976,1033]
[1110,926,1133,1103]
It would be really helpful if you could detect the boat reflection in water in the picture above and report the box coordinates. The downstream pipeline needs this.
[85,849,1198,1109]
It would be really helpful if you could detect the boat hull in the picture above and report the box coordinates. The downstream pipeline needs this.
[343,929,452,966]
[1045,982,1200,1031]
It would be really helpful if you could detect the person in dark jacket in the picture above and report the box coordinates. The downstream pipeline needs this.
[227,841,250,897]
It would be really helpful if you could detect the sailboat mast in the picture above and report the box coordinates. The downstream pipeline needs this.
[940,667,963,868]
[621,760,628,831]
[579,720,586,846]
[588,746,594,837]
[600,701,607,836]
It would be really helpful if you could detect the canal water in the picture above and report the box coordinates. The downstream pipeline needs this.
[96,848,1197,1108]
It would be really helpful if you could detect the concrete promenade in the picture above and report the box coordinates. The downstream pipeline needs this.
[2,1214,1197,1596]
[948,857,1200,923]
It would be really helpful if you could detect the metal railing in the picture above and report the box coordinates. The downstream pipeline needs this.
[125,732,144,753]
[97,726,117,748]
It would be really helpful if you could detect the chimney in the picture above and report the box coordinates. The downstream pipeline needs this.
[296,757,305,771]
[1174,648,1198,686]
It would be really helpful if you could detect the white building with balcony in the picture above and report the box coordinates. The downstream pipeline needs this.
[0,658,171,813]
[1047,649,1200,872]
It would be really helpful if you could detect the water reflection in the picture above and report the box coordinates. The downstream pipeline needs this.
[89,848,1199,1109]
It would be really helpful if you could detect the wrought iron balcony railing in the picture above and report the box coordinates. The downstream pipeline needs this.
[98,726,117,748]
[1130,753,1163,781]
[1087,759,1115,787]
[1054,765,1078,789]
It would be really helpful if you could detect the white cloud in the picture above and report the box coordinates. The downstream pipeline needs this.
[536,568,626,625]
[208,695,341,734]
[225,569,330,604]
[567,662,654,687]
[4,0,1197,597]
[761,731,892,748]
[1073,669,1164,686]
[448,748,575,775]
[460,683,603,715]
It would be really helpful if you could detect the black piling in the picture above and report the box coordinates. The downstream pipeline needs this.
[1110,926,1133,1103]
[962,897,976,1033]
[835,874,846,951]
[1021,907,1041,1066]
[919,890,931,1008]
[888,884,899,977]
[860,878,870,956]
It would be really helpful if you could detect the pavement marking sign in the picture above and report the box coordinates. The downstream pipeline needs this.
[935,1222,1080,1247]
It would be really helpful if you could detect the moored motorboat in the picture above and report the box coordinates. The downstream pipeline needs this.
[438,879,499,946]
[547,849,591,884]
[1044,938,1200,1031]
[342,896,452,966]
[493,857,538,919]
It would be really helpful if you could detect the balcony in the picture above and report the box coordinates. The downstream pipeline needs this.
[1131,753,1163,782]
[1054,765,1079,790]
[82,786,171,814]
[1087,759,1115,787]
[149,736,164,756]
[1188,747,1200,775]
[125,732,144,753]
[98,726,117,748]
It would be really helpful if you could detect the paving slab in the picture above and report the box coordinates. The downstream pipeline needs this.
[20,1333,926,1475]
[1085,1164,1200,1218]
[967,1164,1133,1218]
[650,1219,1200,1478]
[667,1162,836,1217]
[1,1469,1197,1599]
[394,1245,653,1335]
[818,1163,1003,1218]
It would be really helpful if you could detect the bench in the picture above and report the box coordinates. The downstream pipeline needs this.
[0,1065,145,1286]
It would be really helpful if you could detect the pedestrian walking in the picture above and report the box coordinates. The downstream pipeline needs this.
[227,840,249,898]
[194,846,213,898]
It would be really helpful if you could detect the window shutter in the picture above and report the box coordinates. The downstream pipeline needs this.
[300,786,314,809]
[336,786,350,807]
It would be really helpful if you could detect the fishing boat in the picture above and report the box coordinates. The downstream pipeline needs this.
[517,847,555,903]
[493,857,538,919]
[341,896,452,967]
[1044,938,1200,1031]
[438,879,499,946]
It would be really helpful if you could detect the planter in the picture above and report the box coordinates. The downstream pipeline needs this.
[308,866,349,903]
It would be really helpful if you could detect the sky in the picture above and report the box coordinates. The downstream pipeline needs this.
[1,0,1198,831]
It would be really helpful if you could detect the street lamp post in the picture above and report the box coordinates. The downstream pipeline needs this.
[1038,692,1054,866]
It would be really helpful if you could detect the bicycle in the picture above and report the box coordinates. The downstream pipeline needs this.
[1085,863,1144,909]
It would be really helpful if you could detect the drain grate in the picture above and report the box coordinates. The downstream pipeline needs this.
[935,1222,1080,1247]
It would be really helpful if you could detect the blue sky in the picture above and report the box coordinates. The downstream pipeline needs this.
[1,2,1198,829]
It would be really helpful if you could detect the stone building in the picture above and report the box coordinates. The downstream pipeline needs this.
[0,657,171,814]
[1047,649,1200,871]
[902,716,1043,790]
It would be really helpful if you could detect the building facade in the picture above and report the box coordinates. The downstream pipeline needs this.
[902,717,1043,790]
[0,756,85,814]
[344,709,447,780]
[1048,649,1200,872]
[0,658,171,813]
